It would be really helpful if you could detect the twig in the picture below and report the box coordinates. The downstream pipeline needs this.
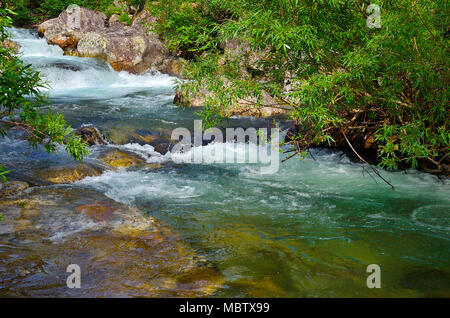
[282,152,298,163]
[341,129,395,189]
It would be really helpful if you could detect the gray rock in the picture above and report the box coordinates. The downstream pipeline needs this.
[39,6,166,74]
[38,6,106,49]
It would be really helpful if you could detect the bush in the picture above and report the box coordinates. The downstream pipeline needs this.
[3,0,116,23]
[149,0,449,175]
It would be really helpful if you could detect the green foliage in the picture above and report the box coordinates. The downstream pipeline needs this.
[2,0,39,26]
[0,165,10,182]
[3,0,116,23]
[148,0,220,58]
[0,8,89,179]
[3,0,448,174]
[37,0,114,19]
[150,0,449,174]
[118,11,132,25]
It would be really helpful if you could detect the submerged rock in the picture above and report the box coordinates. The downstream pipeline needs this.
[35,163,102,184]
[0,187,224,297]
[125,129,174,155]
[0,181,29,198]
[105,127,174,155]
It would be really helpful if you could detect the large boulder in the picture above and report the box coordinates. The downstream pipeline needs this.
[225,90,288,118]
[76,25,165,73]
[38,6,107,49]
[108,14,125,27]
[173,86,214,107]
[220,38,270,72]
[38,6,166,74]
[160,57,186,78]
[131,8,157,31]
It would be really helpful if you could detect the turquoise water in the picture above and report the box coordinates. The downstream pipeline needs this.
[2,28,450,297]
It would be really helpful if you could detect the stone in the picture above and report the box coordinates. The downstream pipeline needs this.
[35,163,102,184]
[98,148,145,169]
[39,7,166,74]
[80,26,165,73]
[75,125,106,146]
[1,39,19,53]
[38,7,107,50]
[37,18,57,37]
[108,14,124,27]
[75,204,117,222]
[0,181,29,198]
[220,37,270,72]
[131,9,157,32]
[104,127,174,155]
[161,58,186,77]
[174,86,287,118]
[174,86,213,108]
[124,129,174,155]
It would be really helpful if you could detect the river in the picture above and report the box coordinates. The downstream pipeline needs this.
[1,28,449,297]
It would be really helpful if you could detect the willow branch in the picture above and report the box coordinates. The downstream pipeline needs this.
[341,129,395,189]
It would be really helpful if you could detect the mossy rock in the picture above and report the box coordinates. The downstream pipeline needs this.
[98,148,145,169]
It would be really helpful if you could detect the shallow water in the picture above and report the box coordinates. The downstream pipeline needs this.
[1,28,449,297]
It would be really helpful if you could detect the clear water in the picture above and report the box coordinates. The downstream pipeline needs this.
[2,28,450,297]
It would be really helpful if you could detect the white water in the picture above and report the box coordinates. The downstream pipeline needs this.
[8,28,175,100]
